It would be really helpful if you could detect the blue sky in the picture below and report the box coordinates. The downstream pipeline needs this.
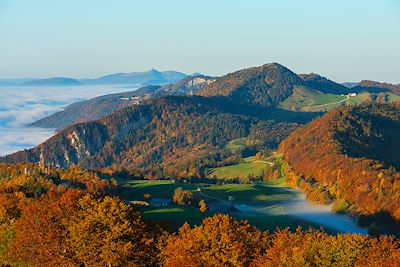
[0,0,399,82]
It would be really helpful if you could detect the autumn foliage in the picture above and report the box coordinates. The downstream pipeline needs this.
[163,215,400,267]
[163,215,268,266]
[0,164,161,266]
[280,103,400,227]
[0,163,400,266]
[2,96,301,181]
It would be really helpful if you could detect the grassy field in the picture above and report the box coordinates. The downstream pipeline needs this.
[142,205,326,232]
[115,179,197,201]
[386,92,400,102]
[110,178,336,232]
[279,86,347,112]
[208,156,271,180]
[224,138,247,153]
[201,179,297,204]
[346,93,371,106]
[143,206,208,228]
[117,178,292,204]
[280,88,400,113]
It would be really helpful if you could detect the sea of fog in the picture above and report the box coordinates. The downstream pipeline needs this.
[0,85,138,156]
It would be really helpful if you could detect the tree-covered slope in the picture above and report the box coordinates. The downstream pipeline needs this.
[198,63,361,110]
[198,63,303,108]
[280,103,400,223]
[3,96,301,179]
[30,86,161,129]
[298,73,353,94]
[353,80,400,95]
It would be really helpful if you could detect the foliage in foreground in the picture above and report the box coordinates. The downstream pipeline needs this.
[0,164,399,266]
[165,215,400,267]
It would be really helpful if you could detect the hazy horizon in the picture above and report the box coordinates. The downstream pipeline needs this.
[1,0,399,83]
[0,84,140,156]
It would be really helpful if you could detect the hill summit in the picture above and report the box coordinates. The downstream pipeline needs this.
[198,63,303,108]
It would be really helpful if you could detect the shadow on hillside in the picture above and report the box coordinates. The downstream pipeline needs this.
[358,211,400,237]
[204,96,323,124]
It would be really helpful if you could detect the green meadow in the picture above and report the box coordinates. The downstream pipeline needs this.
[279,86,347,112]
[224,137,248,153]
[111,178,329,232]
[208,156,271,180]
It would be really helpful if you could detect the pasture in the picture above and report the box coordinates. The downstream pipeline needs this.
[208,156,271,180]
[113,178,332,232]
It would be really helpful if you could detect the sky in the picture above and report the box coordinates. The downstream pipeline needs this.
[0,0,399,83]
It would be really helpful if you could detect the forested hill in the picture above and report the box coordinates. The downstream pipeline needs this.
[30,86,161,129]
[197,63,358,108]
[198,63,302,108]
[353,80,400,95]
[2,96,301,179]
[280,103,400,225]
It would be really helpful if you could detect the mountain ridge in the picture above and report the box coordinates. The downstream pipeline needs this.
[22,77,82,87]
[354,80,400,95]
[79,69,187,86]
[0,69,187,87]
[30,75,215,129]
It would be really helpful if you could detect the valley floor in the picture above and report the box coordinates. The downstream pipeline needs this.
[113,178,367,234]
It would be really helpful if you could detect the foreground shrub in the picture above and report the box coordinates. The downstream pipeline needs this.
[163,214,269,267]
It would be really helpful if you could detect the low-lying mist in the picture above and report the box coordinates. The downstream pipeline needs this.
[0,85,137,156]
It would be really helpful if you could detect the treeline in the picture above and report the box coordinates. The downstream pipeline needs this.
[280,103,400,230]
[355,80,400,95]
[0,164,399,266]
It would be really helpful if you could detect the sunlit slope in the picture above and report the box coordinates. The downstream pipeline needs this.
[279,87,400,112]
[280,103,400,222]
[279,86,347,112]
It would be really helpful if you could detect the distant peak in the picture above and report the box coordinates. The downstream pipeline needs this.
[259,63,297,77]
[262,62,289,69]
[148,69,161,73]
[264,62,284,67]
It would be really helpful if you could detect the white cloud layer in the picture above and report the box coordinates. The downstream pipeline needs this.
[0,85,136,156]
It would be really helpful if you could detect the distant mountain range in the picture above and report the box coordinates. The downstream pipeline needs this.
[30,63,400,130]
[23,77,82,87]
[2,63,400,178]
[79,69,186,86]
[0,69,187,87]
